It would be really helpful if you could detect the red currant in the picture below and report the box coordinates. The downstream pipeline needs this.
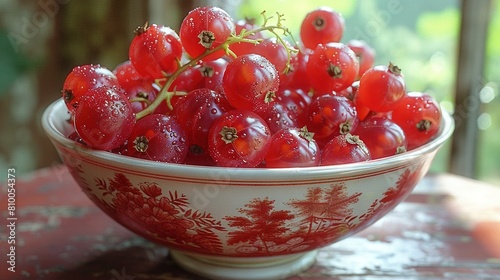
[129,24,183,79]
[275,87,312,128]
[126,114,188,163]
[113,60,151,91]
[255,102,298,134]
[306,42,359,93]
[234,37,297,85]
[179,6,235,60]
[357,63,406,112]
[170,58,228,93]
[305,95,359,147]
[321,133,371,165]
[62,64,119,114]
[265,127,320,168]
[337,80,359,101]
[354,117,407,159]
[208,110,271,167]
[222,54,280,111]
[284,49,311,91]
[346,40,376,79]
[173,88,233,157]
[391,92,442,150]
[73,86,136,151]
[231,18,265,57]
[300,6,345,50]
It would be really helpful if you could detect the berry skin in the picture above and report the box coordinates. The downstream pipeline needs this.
[285,49,311,91]
[255,102,298,134]
[391,92,441,150]
[126,114,188,163]
[300,6,345,50]
[306,42,359,93]
[208,110,271,167]
[321,133,371,165]
[265,127,320,168]
[129,24,183,80]
[230,18,265,57]
[173,88,233,157]
[275,87,312,128]
[113,60,151,91]
[305,95,359,147]
[354,117,407,159]
[73,86,136,151]
[170,58,228,93]
[62,64,120,114]
[357,63,406,112]
[233,37,297,85]
[346,40,376,79]
[222,54,280,111]
[179,6,235,60]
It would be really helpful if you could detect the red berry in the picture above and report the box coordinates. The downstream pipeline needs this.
[179,6,235,60]
[173,88,233,157]
[126,114,188,163]
[300,7,345,50]
[231,19,265,57]
[170,58,228,93]
[265,127,320,168]
[391,92,441,149]
[275,88,312,128]
[255,102,298,134]
[113,60,151,91]
[208,110,271,167]
[222,54,280,111]
[346,40,376,79]
[284,49,311,91]
[234,37,297,85]
[62,64,120,114]
[321,134,371,165]
[357,63,406,112]
[129,23,183,79]
[354,117,407,159]
[73,86,136,151]
[305,95,358,147]
[306,42,359,93]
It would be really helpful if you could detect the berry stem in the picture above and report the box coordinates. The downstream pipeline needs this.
[135,12,296,120]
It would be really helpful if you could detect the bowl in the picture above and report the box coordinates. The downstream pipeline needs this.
[42,98,454,280]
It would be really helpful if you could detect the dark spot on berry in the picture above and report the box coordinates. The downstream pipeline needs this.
[313,16,326,31]
[327,63,342,78]
[133,136,149,152]
[198,31,216,49]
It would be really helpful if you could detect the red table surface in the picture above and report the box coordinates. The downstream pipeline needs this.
[1,165,500,280]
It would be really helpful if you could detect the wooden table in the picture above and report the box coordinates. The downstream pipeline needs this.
[1,165,500,279]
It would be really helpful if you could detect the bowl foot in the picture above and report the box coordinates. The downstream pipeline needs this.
[170,250,318,280]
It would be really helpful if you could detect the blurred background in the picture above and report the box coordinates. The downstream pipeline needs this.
[0,0,498,186]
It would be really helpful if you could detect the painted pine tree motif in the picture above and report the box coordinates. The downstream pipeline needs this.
[92,172,226,254]
[288,184,361,241]
[224,184,361,256]
[224,197,295,254]
[358,167,421,226]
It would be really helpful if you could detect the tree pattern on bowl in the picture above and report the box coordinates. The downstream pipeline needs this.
[66,164,420,257]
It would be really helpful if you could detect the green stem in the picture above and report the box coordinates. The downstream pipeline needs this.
[135,14,295,120]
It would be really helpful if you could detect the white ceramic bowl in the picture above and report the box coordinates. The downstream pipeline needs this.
[42,98,454,280]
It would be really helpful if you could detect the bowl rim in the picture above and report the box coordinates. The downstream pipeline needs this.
[42,98,454,180]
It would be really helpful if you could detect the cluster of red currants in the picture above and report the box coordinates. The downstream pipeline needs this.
[62,6,442,168]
